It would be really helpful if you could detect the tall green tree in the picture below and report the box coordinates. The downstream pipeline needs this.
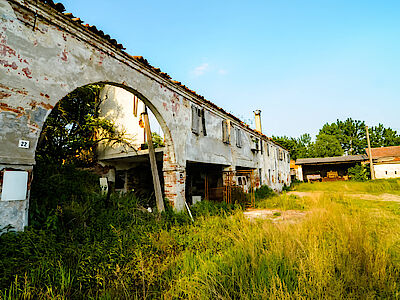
[311,134,344,157]
[319,118,366,155]
[36,84,129,166]
[272,133,313,160]
[369,124,400,148]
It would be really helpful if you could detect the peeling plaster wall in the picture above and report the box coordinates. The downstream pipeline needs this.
[0,0,290,231]
[100,86,291,193]
[0,0,189,229]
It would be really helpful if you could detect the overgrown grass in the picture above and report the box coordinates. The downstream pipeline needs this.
[295,178,400,194]
[256,193,306,210]
[2,177,400,299]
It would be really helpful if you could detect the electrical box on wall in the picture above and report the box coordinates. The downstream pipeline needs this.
[1,171,28,201]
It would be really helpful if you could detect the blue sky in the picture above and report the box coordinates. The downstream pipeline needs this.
[62,0,400,139]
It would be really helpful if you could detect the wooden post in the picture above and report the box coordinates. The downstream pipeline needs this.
[142,107,165,212]
[365,125,375,180]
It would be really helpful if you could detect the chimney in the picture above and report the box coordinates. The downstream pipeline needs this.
[254,110,262,133]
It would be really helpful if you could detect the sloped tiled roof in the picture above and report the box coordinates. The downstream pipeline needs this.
[32,0,287,149]
[296,155,367,165]
[366,146,400,159]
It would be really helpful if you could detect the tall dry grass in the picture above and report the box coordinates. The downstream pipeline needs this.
[2,182,400,299]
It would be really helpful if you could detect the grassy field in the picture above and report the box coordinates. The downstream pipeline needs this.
[1,179,400,299]
[294,178,400,194]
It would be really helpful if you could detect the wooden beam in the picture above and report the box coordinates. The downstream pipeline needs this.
[365,125,376,180]
[142,108,165,212]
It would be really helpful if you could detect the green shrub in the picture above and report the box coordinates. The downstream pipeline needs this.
[348,163,370,181]
[255,185,276,200]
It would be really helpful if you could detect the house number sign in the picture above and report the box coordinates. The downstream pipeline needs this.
[18,140,30,149]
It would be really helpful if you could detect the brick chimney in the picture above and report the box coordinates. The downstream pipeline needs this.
[254,110,262,133]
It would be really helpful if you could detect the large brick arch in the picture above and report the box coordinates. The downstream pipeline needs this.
[0,0,188,230]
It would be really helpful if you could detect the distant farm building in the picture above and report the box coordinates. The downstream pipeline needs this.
[367,146,400,179]
[295,155,367,182]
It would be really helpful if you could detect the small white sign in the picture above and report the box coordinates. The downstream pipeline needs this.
[18,140,30,149]
[99,178,108,195]
[1,171,28,201]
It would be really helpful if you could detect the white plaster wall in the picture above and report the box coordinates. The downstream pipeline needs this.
[98,86,145,159]
[374,163,400,179]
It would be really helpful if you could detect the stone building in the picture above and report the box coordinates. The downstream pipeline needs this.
[0,0,290,231]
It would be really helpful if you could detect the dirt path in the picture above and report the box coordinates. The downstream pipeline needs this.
[243,209,307,223]
[288,191,400,202]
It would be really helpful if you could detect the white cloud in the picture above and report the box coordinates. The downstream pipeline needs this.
[192,63,209,76]
[218,69,228,75]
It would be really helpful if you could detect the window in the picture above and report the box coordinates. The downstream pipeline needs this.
[235,128,242,148]
[267,144,270,156]
[385,171,388,175]
[278,149,283,161]
[191,105,207,136]
[222,119,230,144]
[251,137,260,151]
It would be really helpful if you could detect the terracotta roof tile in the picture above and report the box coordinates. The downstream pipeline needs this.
[366,146,400,159]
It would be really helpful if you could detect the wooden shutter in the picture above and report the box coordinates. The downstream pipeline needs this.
[201,108,207,136]
[222,120,229,143]
[191,105,199,135]
[236,128,242,148]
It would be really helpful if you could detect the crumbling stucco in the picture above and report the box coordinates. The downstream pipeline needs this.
[0,0,290,231]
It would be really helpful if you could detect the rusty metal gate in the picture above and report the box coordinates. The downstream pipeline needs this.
[205,170,256,207]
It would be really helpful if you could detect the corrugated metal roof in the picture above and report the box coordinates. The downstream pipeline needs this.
[365,146,400,159]
[34,0,287,150]
[296,155,367,165]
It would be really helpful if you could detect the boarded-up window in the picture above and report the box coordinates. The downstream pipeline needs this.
[201,108,207,136]
[192,105,206,136]
[191,105,200,135]
[235,128,242,148]
[279,149,283,161]
[222,119,230,144]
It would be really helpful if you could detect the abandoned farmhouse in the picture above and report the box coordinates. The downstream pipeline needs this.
[0,0,290,231]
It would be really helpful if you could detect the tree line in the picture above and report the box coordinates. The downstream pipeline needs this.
[273,118,400,160]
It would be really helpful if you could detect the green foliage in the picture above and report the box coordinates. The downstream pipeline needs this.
[274,118,400,160]
[141,132,165,149]
[369,123,400,148]
[319,118,366,155]
[311,133,344,157]
[36,84,129,166]
[255,185,276,200]
[3,170,400,298]
[256,193,306,210]
[348,163,371,181]
[272,133,313,160]
[295,178,400,194]
[190,200,239,217]
[29,162,100,230]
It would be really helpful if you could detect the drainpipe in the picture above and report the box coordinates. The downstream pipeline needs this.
[254,110,262,134]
